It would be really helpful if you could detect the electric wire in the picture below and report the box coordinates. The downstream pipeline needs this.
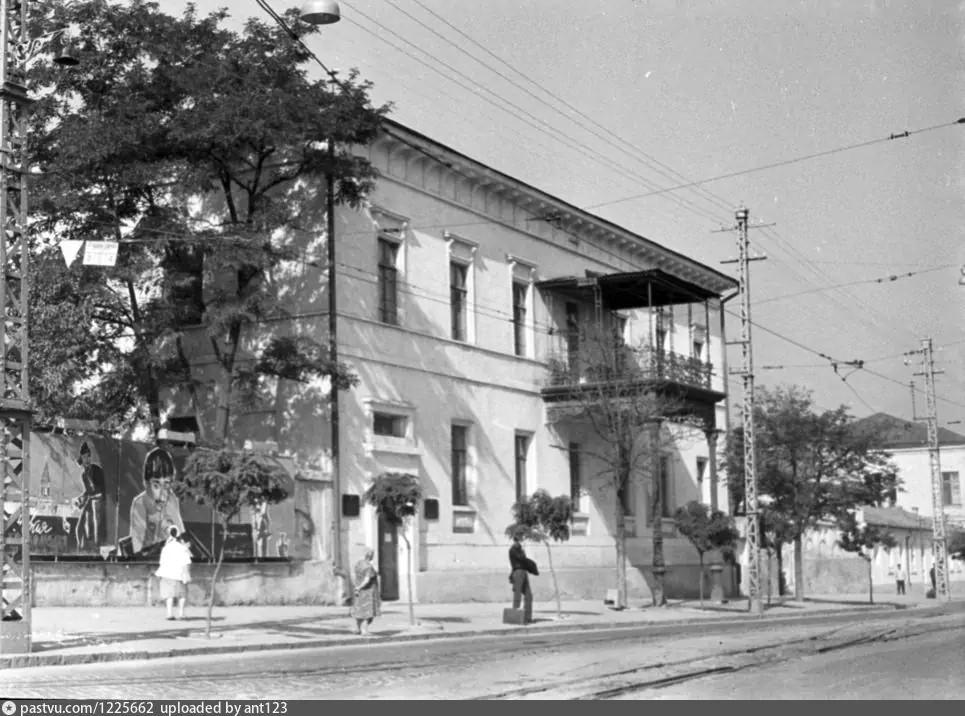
[584,118,965,211]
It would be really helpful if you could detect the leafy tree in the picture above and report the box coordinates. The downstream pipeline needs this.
[837,511,896,604]
[363,472,423,626]
[506,489,573,618]
[26,0,389,443]
[175,448,288,637]
[723,385,899,602]
[673,500,739,607]
[546,323,691,608]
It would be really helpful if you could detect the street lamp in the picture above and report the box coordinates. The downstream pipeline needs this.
[298,1,346,595]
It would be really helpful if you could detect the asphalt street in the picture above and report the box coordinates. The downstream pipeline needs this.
[0,607,962,700]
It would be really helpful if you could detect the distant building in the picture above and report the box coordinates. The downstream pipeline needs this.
[853,413,965,530]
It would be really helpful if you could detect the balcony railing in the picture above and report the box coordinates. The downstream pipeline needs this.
[544,345,714,391]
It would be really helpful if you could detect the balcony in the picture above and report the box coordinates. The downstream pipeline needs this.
[540,344,724,427]
[545,345,713,390]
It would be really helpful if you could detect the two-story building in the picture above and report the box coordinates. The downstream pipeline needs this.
[168,120,739,604]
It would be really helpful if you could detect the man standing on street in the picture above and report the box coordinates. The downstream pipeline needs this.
[895,563,906,595]
[509,537,533,623]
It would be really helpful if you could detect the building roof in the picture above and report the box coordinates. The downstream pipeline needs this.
[852,412,965,449]
[379,120,739,297]
[861,506,932,531]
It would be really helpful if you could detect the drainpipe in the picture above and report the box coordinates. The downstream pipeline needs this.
[719,290,739,512]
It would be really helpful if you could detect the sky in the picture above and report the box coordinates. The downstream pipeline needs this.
[173,0,965,429]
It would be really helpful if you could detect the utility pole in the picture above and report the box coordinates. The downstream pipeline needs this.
[916,338,950,601]
[0,0,76,654]
[0,0,34,654]
[720,206,769,615]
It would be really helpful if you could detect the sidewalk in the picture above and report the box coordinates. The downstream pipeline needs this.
[0,591,943,670]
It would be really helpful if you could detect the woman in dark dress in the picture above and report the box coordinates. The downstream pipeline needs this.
[351,549,381,635]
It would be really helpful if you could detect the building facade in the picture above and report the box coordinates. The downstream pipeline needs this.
[167,121,739,603]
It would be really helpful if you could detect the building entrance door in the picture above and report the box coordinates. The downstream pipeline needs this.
[378,513,399,601]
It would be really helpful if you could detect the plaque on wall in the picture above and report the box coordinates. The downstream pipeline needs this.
[452,510,475,534]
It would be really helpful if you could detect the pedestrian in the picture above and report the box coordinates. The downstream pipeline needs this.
[351,549,381,636]
[155,525,192,620]
[509,537,534,623]
[895,563,905,595]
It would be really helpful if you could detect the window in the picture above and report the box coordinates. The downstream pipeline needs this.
[450,261,468,341]
[942,471,961,506]
[378,237,399,325]
[373,412,406,438]
[660,456,673,518]
[696,457,708,486]
[569,443,582,512]
[693,340,704,360]
[514,433,530,501]
[565,303,580,377]
[620,479,635,517]
[512,281,528,356]
[451,424,468,506]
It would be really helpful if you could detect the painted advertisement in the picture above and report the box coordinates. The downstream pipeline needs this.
[3,431,297,561]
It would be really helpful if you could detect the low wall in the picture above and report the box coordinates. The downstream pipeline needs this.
[30,560,341,607]
[414,564,739,604]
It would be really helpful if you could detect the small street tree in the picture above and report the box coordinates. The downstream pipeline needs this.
[363,472,423,627]
[723,385,899,602]
[175,448,288,637]
[837,511,896,604]
[506,489,573,618]
[674,500,739,607]
[546,323,690,609]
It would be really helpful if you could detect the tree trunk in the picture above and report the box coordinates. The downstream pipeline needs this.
[766,549,772,605]
[698,552,704,607]
[214,324,242,446]
[401,531,415,626]
[776,542,785,597]
[207,521,226,639]
[867,557,874,605]
[544,539,562,618]
[794,534,804,602]
[615,498,627,609]
[651,476,666,607]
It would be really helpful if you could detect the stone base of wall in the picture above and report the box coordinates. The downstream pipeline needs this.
[414,564,739,604]
[31,560,341,607]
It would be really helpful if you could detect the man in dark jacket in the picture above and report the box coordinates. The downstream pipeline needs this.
[509,537,533,623]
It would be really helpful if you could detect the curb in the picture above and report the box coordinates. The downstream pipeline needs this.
[0,601,926,671]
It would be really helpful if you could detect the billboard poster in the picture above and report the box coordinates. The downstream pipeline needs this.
[2,431,297,561]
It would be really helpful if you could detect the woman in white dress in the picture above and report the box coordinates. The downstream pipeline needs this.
[156,525,192,620]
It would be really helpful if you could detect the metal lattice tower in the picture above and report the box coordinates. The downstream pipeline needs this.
[920,338,950,601]
[0,0,34,653]
[735,206,762,615]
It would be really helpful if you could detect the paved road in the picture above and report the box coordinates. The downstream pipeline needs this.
[639,625,965,700]
[0,607,961,700]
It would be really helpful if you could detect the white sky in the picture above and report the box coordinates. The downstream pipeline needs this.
[167,0,965,428]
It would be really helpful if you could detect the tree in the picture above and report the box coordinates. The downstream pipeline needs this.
[506,489,573,618]
[175,448,288,637]
[26,0,389,442]
[673,500,739,607]
[723,385,899,602]
[837,511,896,604]
[363,472,423,627]
[546,323,691,609]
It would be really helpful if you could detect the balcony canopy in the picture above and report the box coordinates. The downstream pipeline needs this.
[536,268,724,310]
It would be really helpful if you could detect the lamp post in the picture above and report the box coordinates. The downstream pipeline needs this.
[297,1,345,591]
[0,0,78,654]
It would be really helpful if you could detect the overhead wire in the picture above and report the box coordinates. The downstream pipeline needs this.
[583,118,965,211]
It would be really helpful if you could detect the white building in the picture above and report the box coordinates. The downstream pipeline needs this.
[170,121,739,604]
